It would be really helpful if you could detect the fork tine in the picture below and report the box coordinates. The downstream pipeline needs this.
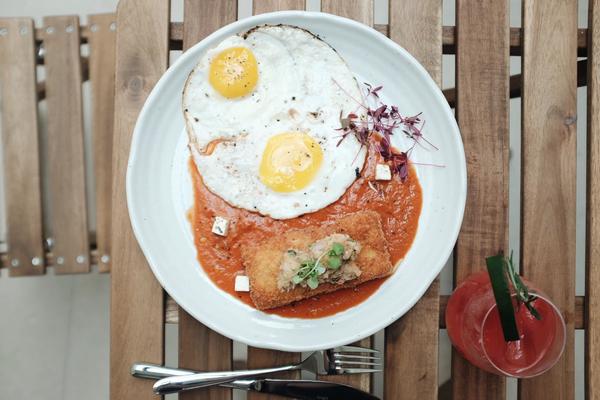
[333,345,379,354]
[332,354,381,361]
[334,360,382,367]
[337,367,383,374]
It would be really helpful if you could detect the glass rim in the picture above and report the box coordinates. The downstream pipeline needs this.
[479,291,567,378]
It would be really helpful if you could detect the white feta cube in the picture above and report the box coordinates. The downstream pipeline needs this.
[234,275,250,292]
[375,163,392,181]
[211,216,229,236]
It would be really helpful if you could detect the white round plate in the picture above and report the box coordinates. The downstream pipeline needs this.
[127,11,466,351]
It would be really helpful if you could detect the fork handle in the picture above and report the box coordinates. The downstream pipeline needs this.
[153,364,300,395]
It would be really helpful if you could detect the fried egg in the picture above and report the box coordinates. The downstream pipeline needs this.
[183,25,366,219]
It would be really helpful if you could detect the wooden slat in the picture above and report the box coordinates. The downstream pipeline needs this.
[247,347,301,400]
[588,1,600,398]
[245,4,306,396]
[179,310,232,400]
[444,60,588,110]
[384,1,441,399]
[88,13,116,273]
[452,0,509,399]
[315,3,373,393]
[43,15,89,274]
[253,0,305,14]
[321,0,373,26]
[166,295,587,328]
[180,0,236,50]
[30,22,591,57]
[177,2,236,400]
[521,0,577,398]
[110,1,169,399]
[0,18,45,276]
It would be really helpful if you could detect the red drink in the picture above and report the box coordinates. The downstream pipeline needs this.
[446,271,566,377]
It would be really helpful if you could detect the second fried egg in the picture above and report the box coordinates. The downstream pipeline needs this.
[183,25,366,219]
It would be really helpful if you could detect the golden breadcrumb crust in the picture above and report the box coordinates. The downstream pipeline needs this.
[241,210,394,310]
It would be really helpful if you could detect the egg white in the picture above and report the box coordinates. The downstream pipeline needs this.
[183,25,366,219]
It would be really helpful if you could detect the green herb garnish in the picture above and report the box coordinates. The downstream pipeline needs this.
[330,243,344,256]
[291,243,347,289]
[486,251,541,342]
[328,256,342,269]
[504,251,541,320]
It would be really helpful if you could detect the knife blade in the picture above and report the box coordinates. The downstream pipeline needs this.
[228,378,380,400]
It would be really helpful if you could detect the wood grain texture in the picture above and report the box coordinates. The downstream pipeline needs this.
[253,0,305,14]
[88,13,116,273]
[521,1,577,399]
[321,0,373,26]
[43,15,90,274]
[588,2,600,398]
[384,1,441,399]
[177,2,236,400]
[168,23,588,56]
[180,0,236,50]
[453,0,509,399]
[179,310,233,400]
[0,18,45,276]
[110,1,169,399]
[247,347,301,400]
[28,21,591,57]
[244,4,305,392]
[311,2,373,393]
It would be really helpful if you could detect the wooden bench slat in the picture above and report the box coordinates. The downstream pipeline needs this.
[177,2,237,400]
[0,18,45,276]
[245,4,306,395]
[110,1,169,398]
[587,1,600,398]
[87,13,116,273]
[316,2,373,393]
[452,0,510,398]
[29,21,590,58]
[179,310,233,400]
[520,1,577,398]
[383,1,441,399]
[168,23,588,57]
[181,0,237,49]
[321,0,373,26]
[247,346,301,400]
[253,0,305,15]
[42,15,90,274]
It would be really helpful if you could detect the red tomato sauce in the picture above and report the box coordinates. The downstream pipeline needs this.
[189,143,423,318]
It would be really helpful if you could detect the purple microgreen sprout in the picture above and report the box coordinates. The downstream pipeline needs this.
[334,80,441,181]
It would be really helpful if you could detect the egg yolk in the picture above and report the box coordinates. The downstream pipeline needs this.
[209,47,258,98]
[259,132,323,192]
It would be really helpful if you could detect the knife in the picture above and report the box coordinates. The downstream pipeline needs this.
[227,378,380,400]
[131,363,379,400]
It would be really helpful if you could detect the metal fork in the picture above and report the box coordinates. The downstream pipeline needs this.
[152,345,382,395]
